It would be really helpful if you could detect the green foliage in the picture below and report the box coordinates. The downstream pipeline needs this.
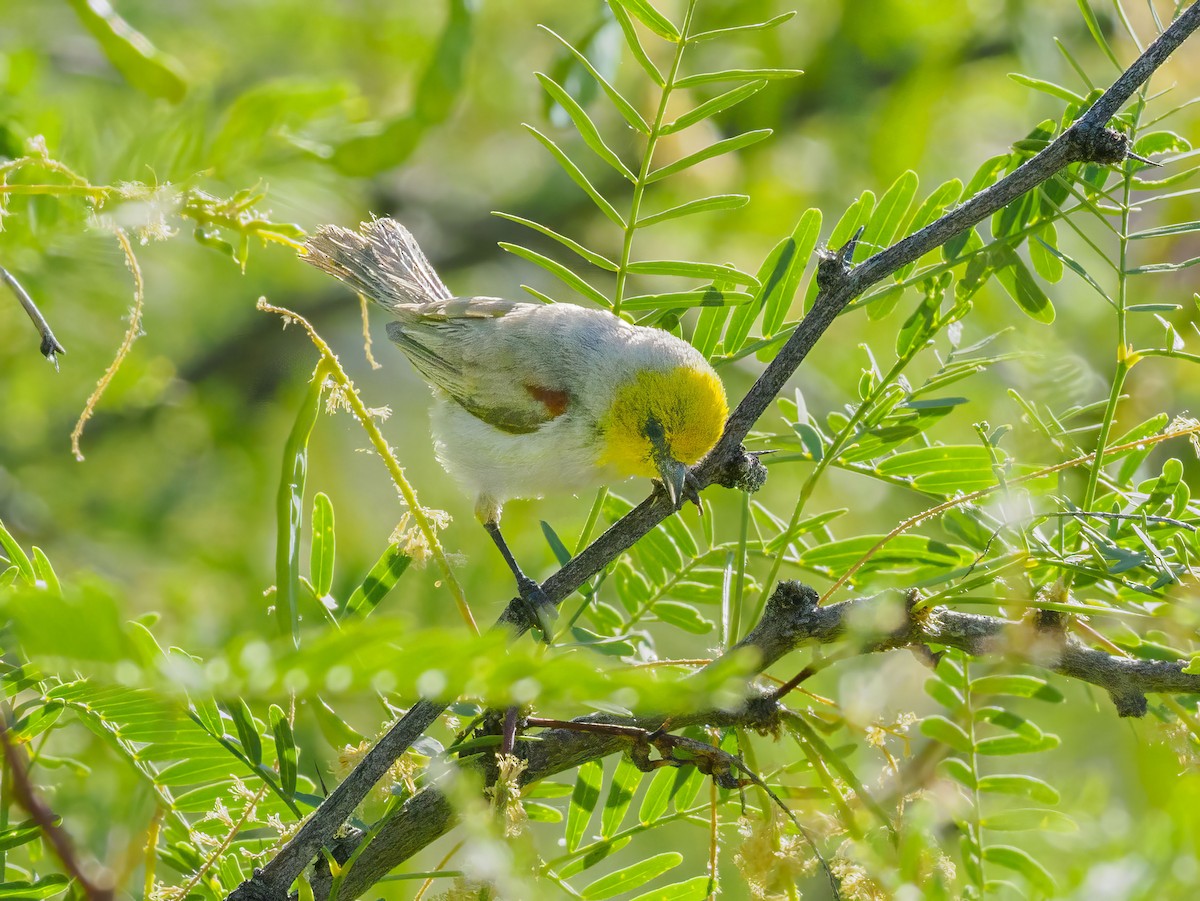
[3,1,1200,900]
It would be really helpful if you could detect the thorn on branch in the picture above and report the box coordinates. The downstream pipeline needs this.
[1066,124,1129,166]
[815,226,864,293]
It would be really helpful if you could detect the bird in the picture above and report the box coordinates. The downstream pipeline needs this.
[303,218,728,628]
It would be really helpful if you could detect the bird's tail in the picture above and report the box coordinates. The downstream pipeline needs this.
[303,218,452,307]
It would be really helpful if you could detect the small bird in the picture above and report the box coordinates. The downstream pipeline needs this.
[304,219,728,623]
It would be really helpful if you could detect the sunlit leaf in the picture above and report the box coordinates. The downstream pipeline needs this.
[647,130,771,183]
[636,194,749,228]
[537,72,636,181]
[500,242,612,307]
[567,760,604,852]
[610,0,680,42]
[663,80,768,134]
[66,0,186,102]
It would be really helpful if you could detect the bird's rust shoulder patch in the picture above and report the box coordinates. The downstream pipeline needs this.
[525,383,570,419]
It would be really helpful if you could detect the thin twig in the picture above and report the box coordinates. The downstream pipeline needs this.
[0,719,113,901]
[1,264,66,367]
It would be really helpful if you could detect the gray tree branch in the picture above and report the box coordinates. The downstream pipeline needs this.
[319,581,1200,899]
[227,5,1200,899]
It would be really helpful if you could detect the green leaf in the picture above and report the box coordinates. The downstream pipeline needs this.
[638,766,677,824]
[0,876,70,899]
[609,2,664,86]
[636,194,749,227]
[1007,72,1085,105]
[974,732,1061,756]
[764,208,822,336]
[689,12,797,43]
[919,715,973,753]
[977,774,1060,804]
[663,80,768,134]
[581,852,683,899]
[540,521,573,567]
[982,808,1077,832]
[984,845,1056,895]
[499,242,612,308]
[1130,220,1200,240]
[627,260,759,287]
[344,544,412,618]
[1127,255,1200,275]
[524,125,626,227]
[0,517,36,585]
[647,130,772,183]
[628,877,710,901]
[1074,0,1121,69]
[30,547,61,596]
[991,245,1054,323]
[621,289,752,310]
[692,305,729,358]
[567,759,604,852]
[797,535,971,575]
[970,674,1064,702]
[276,373,324,642]
[861,170,918,254]
[270,703,297,797]
[536,72,635,181]
[610,0,680,41]
[223,698,263,766]
[654,600,713,634]
[1029,224,1063,282]
[601,755,643,837]
[493,213,618,271]
[675,68,802,88]
[0,820,42,853]
[877,446,1005,494]
[312,696,364,748]
[65,0,186,102]
[938,756,975,789]
[310,492,335,598]
[540,26,650,134]
[1133,131,1192,157]
[764,508,846,554]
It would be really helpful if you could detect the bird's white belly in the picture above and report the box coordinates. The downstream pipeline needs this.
[429,396,624,508]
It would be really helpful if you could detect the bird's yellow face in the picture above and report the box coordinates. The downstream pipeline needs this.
[599,365,728,479]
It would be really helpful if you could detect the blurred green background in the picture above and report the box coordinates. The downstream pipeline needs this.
[2,0,1200,897]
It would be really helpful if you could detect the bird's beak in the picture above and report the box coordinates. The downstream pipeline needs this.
[648,423,688,508]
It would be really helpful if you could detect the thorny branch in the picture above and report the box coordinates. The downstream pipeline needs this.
[311,581,1200,900]
[227,6,1200,900]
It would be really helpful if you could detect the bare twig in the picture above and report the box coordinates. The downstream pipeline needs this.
[226,7,1200,899]
[1,264,65,367]
[0,717,113,901]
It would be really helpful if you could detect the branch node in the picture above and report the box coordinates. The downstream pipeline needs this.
[1066,123,1129,165]
[815,226,863,292]
[1111,691,1148,718]
[710,445,769,494]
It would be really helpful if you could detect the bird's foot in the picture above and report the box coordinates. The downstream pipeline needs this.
[654,470,703,512]
[516,576,558,642]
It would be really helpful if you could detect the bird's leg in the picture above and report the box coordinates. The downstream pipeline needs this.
[482,520,558,640]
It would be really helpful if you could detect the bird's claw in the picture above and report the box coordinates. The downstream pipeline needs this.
[653,471,703,513]
[517,576,558,642]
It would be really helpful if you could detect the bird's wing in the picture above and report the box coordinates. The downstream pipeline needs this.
[386,297,572,435]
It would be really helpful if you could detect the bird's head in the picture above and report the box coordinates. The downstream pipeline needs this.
[599,364,728,505]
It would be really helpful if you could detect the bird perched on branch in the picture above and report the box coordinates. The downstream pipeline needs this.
[304,218,728,626]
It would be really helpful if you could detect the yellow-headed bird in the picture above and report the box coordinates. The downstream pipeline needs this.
[304,219,728,621]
